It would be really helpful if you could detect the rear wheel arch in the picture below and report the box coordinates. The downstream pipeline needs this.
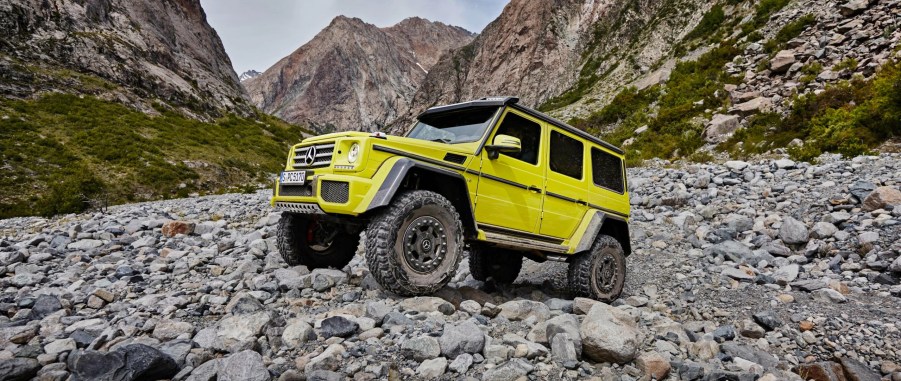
[598,216,631,256]
[574,212,631,256]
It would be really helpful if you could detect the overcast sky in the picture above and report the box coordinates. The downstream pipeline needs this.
[201,0,509,75]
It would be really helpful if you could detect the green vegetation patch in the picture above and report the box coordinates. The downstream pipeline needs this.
[573,43,742,166]
[684,5,726,42]
[0,94,308,218]
[764,14,816,53]
[741,0,791,37]
[719,60,901,161]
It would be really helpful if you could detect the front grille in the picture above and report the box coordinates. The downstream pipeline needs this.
[279,183,313,197]
[320,180,349,203]
[292,143,335,169]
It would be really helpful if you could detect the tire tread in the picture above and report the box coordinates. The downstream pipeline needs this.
[364,190,464,296]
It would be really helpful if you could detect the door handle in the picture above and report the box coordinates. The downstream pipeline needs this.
[528,185,542,193]
[576,199,588,206]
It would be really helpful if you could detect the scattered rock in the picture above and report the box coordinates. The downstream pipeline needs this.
[68,344,178,381]
[416,357,448,379]
[636,351,671,380]
[481,358,534,381]
[779,216,809,245]
[319,316,359,338]
[497,300,550,322]
[161,221,195,237]
[403,336,441,361]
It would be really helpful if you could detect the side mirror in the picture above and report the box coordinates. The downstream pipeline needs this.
[485,134,521,159]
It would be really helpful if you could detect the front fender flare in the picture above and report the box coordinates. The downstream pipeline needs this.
[364,159,475,226]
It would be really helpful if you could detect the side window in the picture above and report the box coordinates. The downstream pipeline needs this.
[494,112,541,165]
[591,147,625,193]
[549,130,583,179]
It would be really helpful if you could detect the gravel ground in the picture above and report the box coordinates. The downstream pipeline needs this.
[1,153,900,381]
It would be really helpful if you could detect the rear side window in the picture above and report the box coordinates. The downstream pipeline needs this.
[591,147,624,193]
[549,130,583,179]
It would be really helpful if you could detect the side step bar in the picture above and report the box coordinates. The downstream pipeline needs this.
[483,231,569,254]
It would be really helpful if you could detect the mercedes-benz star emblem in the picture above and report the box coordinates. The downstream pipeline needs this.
[302,146,317,166]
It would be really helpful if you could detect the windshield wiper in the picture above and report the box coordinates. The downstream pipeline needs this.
[429,138,453,144]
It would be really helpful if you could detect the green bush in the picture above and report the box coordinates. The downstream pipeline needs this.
[685,5,725,41]
[741,0,791,37]
[752,0,791,25]
[578,87,658,130]
[36,172,105,216]
[833,57,859,72]
[798,62,824,84]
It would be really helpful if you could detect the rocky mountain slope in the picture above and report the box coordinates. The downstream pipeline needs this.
[0,0,250,116]
[0,1,308,219]
[394,0,900,163]
[1,153,899,380]
[566,0,901,165]
[243,16,473,133]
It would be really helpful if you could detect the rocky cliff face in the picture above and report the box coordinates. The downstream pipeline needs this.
[399,0,900,159]
[395,0,710,129]
[0,0,249,116]
[243,16,473,132]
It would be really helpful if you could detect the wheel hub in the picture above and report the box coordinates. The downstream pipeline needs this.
[594,253,618,293]
[403,216,447,273]
[307,219,338,253]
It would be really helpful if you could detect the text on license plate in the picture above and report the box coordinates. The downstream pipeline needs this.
[280,171,306,185]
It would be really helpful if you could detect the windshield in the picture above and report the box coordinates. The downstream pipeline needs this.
[406,106,499,144]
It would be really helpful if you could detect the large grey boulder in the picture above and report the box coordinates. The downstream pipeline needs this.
[497,300,550,322]
[580,303,644,363]
[770,50,796,73]
[402,336,441,361]
[213,311,271,352]
[282,319,315,348]
[481,358,534,381]
[439,321,485,358]
[705,114,741,142]
[707,241,754,264]
[545,314,581,357]
[305,344,345,374]
[779,216,809,245]
[219,350,269,381]
[68,344,178,381]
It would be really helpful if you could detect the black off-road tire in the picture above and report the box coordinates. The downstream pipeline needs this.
[365,190,464,296]
[277,213,359,269]
[469,244,523,284]
[568,234,626,302]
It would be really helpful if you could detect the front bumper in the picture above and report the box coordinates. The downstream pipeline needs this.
[270,173,377,216]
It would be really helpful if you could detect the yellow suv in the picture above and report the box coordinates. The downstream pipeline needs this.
[272,97,631,301]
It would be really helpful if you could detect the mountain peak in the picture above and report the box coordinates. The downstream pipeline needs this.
[244,14,474,132]
[239,70,261,82]
[328,15,369,29]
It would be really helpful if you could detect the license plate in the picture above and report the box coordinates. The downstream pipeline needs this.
[280,171,306,185]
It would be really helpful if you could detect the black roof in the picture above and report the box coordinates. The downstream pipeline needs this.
[418,97,624,155]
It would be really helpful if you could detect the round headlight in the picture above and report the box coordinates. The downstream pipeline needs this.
[348,143,360,163]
